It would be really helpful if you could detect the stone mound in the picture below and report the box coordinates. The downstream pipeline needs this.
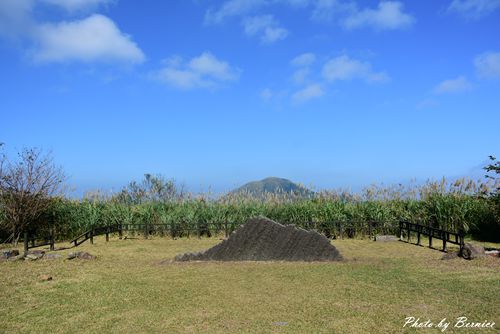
[175,217,343,262]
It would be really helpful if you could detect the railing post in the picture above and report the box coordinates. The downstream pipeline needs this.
[23,230,29,256]
[428,223,433,248]
[50,227,55,251]
[417,225,421,245]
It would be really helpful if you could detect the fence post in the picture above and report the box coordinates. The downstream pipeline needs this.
[50,227,55,251]
[118,224,123,240]
[442,232,447,252]
[225,221,228,238]
[144,223,148,240]
[428,223,433,248]
[417,225,421,245]
[407,223,410,243]
[105,226,109,242]
[368,221,373,240]
[90,227,94,244]
[23,230,29,256]
[399,222,403,241]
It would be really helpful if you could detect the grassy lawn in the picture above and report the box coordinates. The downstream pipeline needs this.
[1,236,499,333]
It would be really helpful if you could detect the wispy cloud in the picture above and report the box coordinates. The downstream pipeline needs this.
[342,1,415,30]
[290,52,316,67]
[311,0,354,22]
[242,15,288,43]
[433,76,473,94]
[0,0,35,39]
[290,53,316,84]
[474,52,500,79]
[292,83,324,103]
[204,0,266,24]
[416,98,439,110]
[41,0,114,12]
[322,55,389,83]
[155,52,240,90]
[33,14,144,64]
[447,0,500,19]
[311,1,414,31]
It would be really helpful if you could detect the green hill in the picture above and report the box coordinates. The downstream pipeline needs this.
[230,177,313,198]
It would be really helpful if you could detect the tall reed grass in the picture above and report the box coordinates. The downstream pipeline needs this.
[18,177,495,242]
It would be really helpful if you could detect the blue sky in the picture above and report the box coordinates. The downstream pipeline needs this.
[0,0,499,195]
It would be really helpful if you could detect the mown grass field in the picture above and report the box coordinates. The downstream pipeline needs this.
[1,236,499,333]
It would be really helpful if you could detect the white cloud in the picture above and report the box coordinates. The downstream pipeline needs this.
[204,0,266,24]
[33,14,145,64]
[474,52,500,79]
[156,52,240,90]
[291,52,316,67]
[342,1,415,30]
[41,0,114,12]
[433,76,473,94]
[322,55,389,83]
[448,0,500,19]
[292,84,324,103]
[242,15,288,43]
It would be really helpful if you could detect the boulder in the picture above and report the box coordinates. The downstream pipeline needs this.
[460,243,485,260]
[175,217,343,262]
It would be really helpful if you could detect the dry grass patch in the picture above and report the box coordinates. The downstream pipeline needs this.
[0,236,499,333]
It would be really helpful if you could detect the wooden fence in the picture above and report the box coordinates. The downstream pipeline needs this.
[399,221,465,252]
[21,220,399,250]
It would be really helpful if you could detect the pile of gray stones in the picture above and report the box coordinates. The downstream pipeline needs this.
[1,249,96,261]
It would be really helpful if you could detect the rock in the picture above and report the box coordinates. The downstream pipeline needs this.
[28,250,45,259]
[67,252,78,259]
[39,275,52,281]
[441,251,459,260]
[175,217,343,262]
[67,251,96,260]
[460,243,485,260]
[25,254,39,261]
[44,253,62,260]
[375,235,399,242]
[485,250,500,258]
[1,249,20,259]
[8,255,25,262]
[78,252,96,260]
[272,322,288,326]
